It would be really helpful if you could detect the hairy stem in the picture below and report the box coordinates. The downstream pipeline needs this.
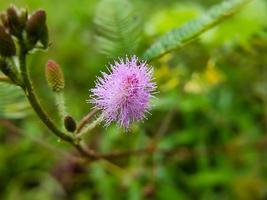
[76,108,98,133]
[17,40,101,161]
[77,114,103,138]
[17,40,166,163]
[54,92,67,129]
[19,42,73,143]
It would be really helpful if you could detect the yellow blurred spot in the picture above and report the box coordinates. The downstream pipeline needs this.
[162,77,179,91]
[155,63,180,92]
[184,59,225,94]
[184,73,204,94]
[232,176,266,200]
[204,59,224,85]
[155,64,170,80]
[158,53,172,63]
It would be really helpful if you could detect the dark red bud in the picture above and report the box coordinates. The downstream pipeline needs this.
[40,24,48,48]
[64,116,77,132]
[18,8,28,29]
[0,59,19,84]
[0,59,10,75]
[26,9,48,49]
[0,25,16,57]
[0,12,9,29]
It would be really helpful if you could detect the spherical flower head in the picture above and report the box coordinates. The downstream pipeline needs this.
[89,56,156,129]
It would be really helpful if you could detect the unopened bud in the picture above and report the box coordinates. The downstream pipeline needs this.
[0,12,9,29]
[6,6,21,36]
[39,24,48,48]
[0,25,16,57]
[0,59,19,84]
[45,60,65,92]
[18,8,28,30]
[26,9,48,49]
[0,59,10,75]
[64,115,77,132]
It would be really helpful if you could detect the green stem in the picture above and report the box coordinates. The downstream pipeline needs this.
[19,43,73,143]
[17,40,101,161]
[54,92,67,129]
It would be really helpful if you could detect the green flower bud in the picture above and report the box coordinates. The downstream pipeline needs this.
[26,9,48,49]
[0,25,16,57]
[64,115,77,132]
[45,60,65,92]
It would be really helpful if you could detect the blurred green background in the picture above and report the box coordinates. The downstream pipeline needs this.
[0,0,267,199]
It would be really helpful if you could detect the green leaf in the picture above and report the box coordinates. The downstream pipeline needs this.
[188,169,234,188]
[142,0,252,61]
[201,0,267,47]
[0,82,30,119]
[94,0,141,58]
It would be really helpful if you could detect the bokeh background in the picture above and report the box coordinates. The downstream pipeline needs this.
[0,0,267,199]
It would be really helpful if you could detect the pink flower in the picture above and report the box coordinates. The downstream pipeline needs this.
[89,56,156,128]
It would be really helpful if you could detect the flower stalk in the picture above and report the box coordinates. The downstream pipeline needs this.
[18,39,74,143]
[54,92,67,126]
[77,114,104,139]
[76,108,98,133]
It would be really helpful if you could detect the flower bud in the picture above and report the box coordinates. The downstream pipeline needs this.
[0,59,10,75]
[26,9,48,49]
[0,59,19,84]
[18,8,28,30]
[6,5,21,37]
[39,24,48,48]
[0,25,16,57]
[64,115,77,132]
[0,12,9,29]
[45,60,65,92]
